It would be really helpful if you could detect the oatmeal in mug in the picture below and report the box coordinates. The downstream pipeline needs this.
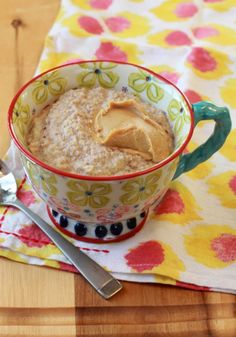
[26,87,174,176]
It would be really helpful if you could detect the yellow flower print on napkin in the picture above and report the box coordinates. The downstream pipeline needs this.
[186,141,214,180]
[207,171,236,209]
[148,29,191,48]
[71,0,113,10]
[151,0,198,22]
[67,180,112,208]
[152,181,202,225]
[120,172,162,205]
[204,0,236,12]
[186,47,231,80]
[12,98,30,137]
[218,129,236,161]
[32,71,67,105]
[125,240,185,280]
[220,79,236,109]
[150,65,180,85]
[95,40,142,64]
[39,52,81,72]
[184,224,236,268]
[77,62,119,88]
[62,11,150,39]
[103,12,150,38]
[192,24,236,46]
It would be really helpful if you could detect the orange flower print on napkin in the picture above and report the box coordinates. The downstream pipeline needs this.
[62,11,150,38]
[125,240,185,279]
[152,181,201,225]
[184,224,236,268]
[151,0,198,22]
[207,171,236,208]
[186,47,231,79]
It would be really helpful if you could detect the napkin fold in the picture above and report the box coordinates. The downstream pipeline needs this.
[1,0,236,293]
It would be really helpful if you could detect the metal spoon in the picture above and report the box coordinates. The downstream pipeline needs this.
[0,159,122,299]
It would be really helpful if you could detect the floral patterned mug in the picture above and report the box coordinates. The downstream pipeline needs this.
[8,61,231,243]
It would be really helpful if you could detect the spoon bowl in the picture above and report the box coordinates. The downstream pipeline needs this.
[0,159,122,299]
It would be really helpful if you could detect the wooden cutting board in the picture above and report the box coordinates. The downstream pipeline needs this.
[0,1,235,336]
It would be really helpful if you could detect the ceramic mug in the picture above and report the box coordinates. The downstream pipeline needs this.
[8,61,231,243]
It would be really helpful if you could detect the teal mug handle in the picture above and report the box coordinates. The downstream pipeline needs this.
[173,101,231,179]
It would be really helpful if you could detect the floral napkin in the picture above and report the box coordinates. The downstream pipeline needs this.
[1,0,236,293]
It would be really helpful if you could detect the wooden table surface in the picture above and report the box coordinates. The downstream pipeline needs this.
[0,1,235,336]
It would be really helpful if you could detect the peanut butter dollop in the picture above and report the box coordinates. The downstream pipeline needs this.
[95,99,172,162]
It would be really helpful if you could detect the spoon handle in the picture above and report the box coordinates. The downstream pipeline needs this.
[13,198,122,299]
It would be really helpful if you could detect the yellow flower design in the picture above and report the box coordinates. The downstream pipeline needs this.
[25,159,41,189]
[192,24,236,46]
[67,180,112,208]
[77,62,119,88]
[205,0,236,12]
[184,224,236,268]
[207,171,236,209]
[12,98,30,137]
[220,79,236,109]
[25,159,58,197]
[168,98,190,136]
[32,71,67,105]
[120,172,162,205]
[219,129,236,161]
[151,0,198,22]
[40,171,58,196]
[186,141,214,180]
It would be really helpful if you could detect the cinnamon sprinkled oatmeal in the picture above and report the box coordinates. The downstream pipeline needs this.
[27,87,174,176]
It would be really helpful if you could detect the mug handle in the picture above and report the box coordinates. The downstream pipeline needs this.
[173,101,231,179]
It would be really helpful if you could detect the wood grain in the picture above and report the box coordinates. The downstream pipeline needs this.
[0,1,236,337]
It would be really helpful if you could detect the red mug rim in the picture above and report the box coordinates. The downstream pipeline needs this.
[8,59,195,181]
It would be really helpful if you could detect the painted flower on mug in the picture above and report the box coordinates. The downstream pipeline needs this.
[39,171,58,196]
[67,180,112,208]
[96,205,130,222]
[120,172,161,205]
[77,62,119,88]
[32,71,67,105]
[168,98,190,136]
[12,98,30,136]
[128,69,164,103]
